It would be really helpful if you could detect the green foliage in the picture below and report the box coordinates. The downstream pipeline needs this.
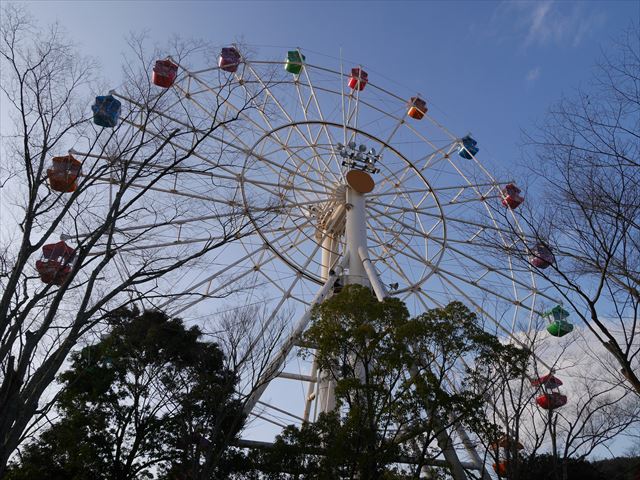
[256,411,403,479]
[592,456,640,480]
[255,285,527,478]
[512,454,612,480]
[6,308,245,480]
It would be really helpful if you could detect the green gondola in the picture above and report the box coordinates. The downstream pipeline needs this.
[285,50,305,75]
[544,305,573,337]
[546,320,574,337]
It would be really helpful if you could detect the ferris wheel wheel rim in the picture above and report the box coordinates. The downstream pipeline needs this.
[238,119,449,287]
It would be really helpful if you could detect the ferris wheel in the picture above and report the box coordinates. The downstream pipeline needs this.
[60,46,566,455]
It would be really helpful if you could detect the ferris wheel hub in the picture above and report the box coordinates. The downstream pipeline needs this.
[345,169,375,194]
[313,185,346,238]
[242,121,446,288]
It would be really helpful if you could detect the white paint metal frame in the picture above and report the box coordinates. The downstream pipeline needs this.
[72,47,562,474]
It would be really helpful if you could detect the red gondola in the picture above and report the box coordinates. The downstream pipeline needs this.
[536,392,567,410]
[490,435,524,451]
[219,47,241,73]
[492,461,508,477]
[501,183,524,209]
[348,68,368,91]
[35,241,75,286]
[530,374,563,389]
[407,97,427,120]
[47,155,82,193]
[529,243,554,269]
[152,59,178,88]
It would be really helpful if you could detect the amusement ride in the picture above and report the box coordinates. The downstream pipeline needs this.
[40,46,575,476]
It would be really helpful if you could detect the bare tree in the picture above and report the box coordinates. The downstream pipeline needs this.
[471,325,640,480]
[486,26,639,396]
[0,5,271,472]
[189,303,291,479]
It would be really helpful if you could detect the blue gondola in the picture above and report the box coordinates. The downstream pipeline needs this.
[459,135,479,159]
[92,95,121,128]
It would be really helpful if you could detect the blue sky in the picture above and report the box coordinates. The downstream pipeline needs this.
[17,0,638,182]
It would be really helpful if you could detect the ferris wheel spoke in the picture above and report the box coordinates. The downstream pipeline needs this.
[426,235,559,304]
[157,243,270,311]
[366,204,432,240]
[417,144,456,172]
[373,163,419,206]
[476,185,529,288]
[244,65,341,181]
[429,182,505,194]
[192,246,287,309]
[113,114,245,179]
[262,216,316,241]
[365,222,421,288]
[172,85,254,154]
[345,90,356,129]
[402,121,448,154]
[366,213,430,265]
[158,213,320,312]
[87,168,324,218]
[368,185,437,198]
[85,236,227,257]
[246,139,327,195]
[432,209,528,238]
[251,221,306,238]
[166,262,271,315]
[66,203,245,241]
[242,173,329,198]
[244,147,331,193]
[370,181,517,222]
[278,232,322,299]
[274,221,312,256]
[368,193,490,216]
[257,400,306,424]
[239,63,340,184]
[372,184,434,236]
[298,59,343,176]
[424,112,460,144]
[76,146,243,197]
[241,231,328,370]
[434,272,552,369]
[377,233,432,271]
[438,153,498,207]
[344,84,365,139]
[257,270,296,297]
[384,191,425,219]
[291,74,335,181]
[177,71,270,143]
[414,288,446,308]
[243,62,296,122]
[378,118,405,159]
[186,70,333,185]
[431,264,536,314]
[293,79,404,126]
[250,125,333,188]
[427,234,520,258]
[433,158,532,296]
[88,174,246,207]
[247,411,288,429]
[115,90,269,179]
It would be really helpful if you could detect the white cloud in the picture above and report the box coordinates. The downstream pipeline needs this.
[494,1,606,49]
[526,66,541,83]
[524,1,554,47]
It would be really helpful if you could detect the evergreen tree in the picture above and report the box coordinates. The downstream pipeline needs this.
[6,309,245,480]
[254,285,526,479]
